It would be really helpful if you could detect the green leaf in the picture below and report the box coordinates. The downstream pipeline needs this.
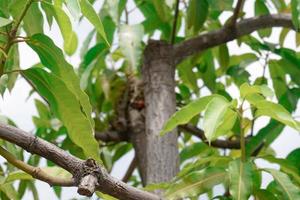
[268,60,287,100]
[287,148,300,173]
[177,59,198,93]
[0,17,12,27]
[261,155,300,185]
[253,100,300,131]
[10,0,43,35]
[0,184,19,200]
[240,83,273,99]
[198,50,216,91]
[255,0,271,37]
[26,34,94,128]
[208,0,233,11]
[160,95,219,136]
[21,68,100,162]
[79,0,109,46]
[254,189,279,200]
[246,120,284,156]
[65,0,81,20]
[277,58,300,86]
[152,0,170,22]
[279,28,289,46]
[41,2,78,55]
[229,53,258,67]
[229,159,254,200]
[103,0,119,24]
[271,0,286,11]
[4,171,33,183]
[3,44,19,92]
[203,97,230,142]
[22,2,44,35]
[34,99,50,119]
[165,167,227,199]
[42,166,72,178]
[80,29,95,58]
[41,0,54,27]
[177,156,231,179]
[264,169,300,200]
[213,108,237,140]
[291,0,300,31]
[180,142,211,163]
[119,24,144,69]
[218,44,230,71]
[187,0,209,33]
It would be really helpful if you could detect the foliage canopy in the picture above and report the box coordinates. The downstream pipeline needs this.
[0,0,300,199]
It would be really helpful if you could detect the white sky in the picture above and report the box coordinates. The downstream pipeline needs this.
[0,0,299,199]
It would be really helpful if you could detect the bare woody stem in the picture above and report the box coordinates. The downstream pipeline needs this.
[238,101,246,162]
[0,0,33,76]
[0,146,75,187]
[179,124,245,149]
[229,0,244,26]
[174,14,294,63]
[0,123,160,200]
[122,155,137,183]
[170,0,180,44]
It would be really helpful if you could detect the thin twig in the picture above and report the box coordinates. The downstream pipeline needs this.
[0,0,34,76]
[11,0,34,37]
[238,99,246,162]
[179,124,248,149]
[0,146,75,186]
[122,156,137,183]
[229,0,244,27]
[125,4,129,24]
[170,0,180,44]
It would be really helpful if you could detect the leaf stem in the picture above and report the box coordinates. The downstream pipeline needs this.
[239,99,246,162]
[11,0,34,37]
[0,0,33,77]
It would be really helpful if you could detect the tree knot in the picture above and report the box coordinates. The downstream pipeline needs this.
[76,158,102,197]
[28,136,38,154]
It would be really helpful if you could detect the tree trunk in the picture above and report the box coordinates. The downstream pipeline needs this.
[134,40,179,186]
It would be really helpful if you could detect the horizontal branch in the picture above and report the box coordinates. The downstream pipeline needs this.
[179,124,244,149]
[0,146,75,187]
[0,123,159,200]
[95,130,128,142]
[174,14,294,63]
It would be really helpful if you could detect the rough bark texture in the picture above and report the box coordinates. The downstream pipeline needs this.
[174,14,293,63]
[0,12,296,200]
[0,123,160,200]
[137,40,179,186]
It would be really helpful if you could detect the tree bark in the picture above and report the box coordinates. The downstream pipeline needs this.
[174,14,293,63]
[0,123,160,200]
[134,40,179,187]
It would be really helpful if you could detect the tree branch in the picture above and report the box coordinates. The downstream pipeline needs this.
[170,0,180,44]
[0,123,160,200]
[229,0,244,26]
[174,14,294,63]
[0,146,75,187]
[122,155,137,183]
[0,0,33,76]
[95,130,128,142]
[179,124,244,149]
